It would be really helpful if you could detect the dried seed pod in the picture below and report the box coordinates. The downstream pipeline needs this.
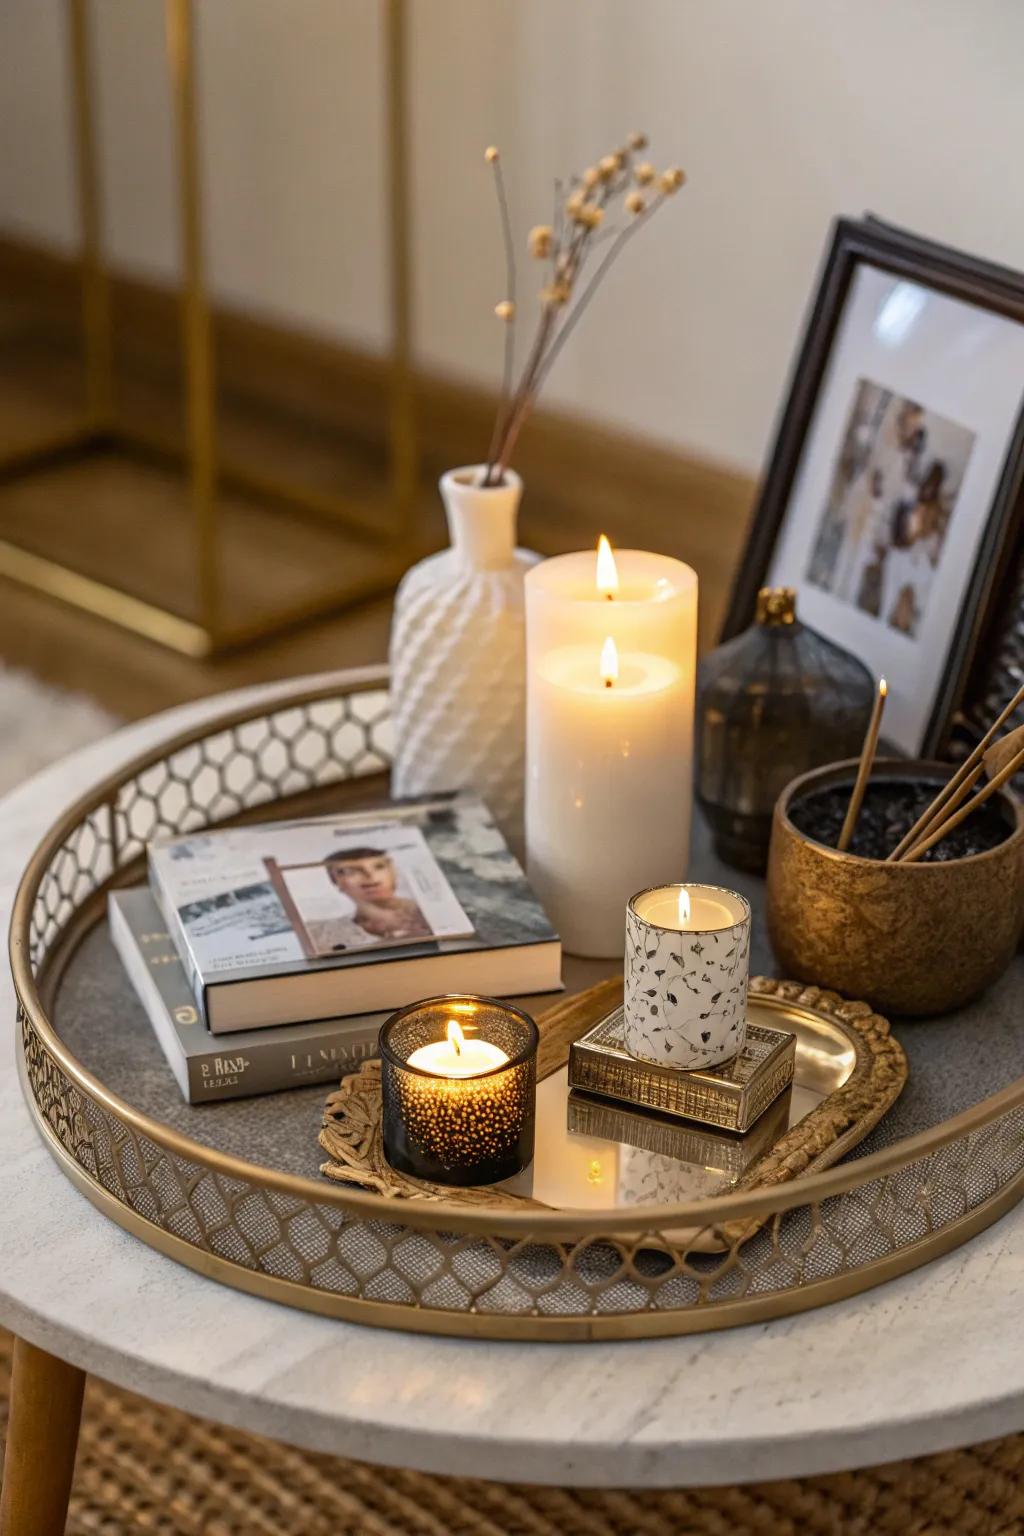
[659,167,686,193]
[494,300,515,321]
[528,225,553,259]
[625,191,646,216]
[634,161,655,186]
[484,145,499,163]
[541,280,571,307]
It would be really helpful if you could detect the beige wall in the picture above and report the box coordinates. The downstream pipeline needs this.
[3,0,1024,475]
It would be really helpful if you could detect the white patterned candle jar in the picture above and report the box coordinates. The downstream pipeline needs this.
[623,883,751,1070]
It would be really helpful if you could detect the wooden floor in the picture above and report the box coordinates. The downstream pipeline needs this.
[0,340,413,718]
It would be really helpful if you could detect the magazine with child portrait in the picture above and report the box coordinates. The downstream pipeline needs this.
[146,796,563,1032]
[148,796,558,988]
[266,825,474,961]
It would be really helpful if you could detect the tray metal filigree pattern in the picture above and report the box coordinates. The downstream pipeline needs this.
[11,668,1024,1339]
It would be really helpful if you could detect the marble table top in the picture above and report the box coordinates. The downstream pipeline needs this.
[1,672,1022,1489]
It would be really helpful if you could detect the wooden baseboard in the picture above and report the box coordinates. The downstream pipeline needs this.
[0,235,755,637]
[0,234,757,714]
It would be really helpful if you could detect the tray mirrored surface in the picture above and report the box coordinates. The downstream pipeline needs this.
[502,996,857,1209]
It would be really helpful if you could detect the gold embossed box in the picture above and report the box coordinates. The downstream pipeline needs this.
[568,1007,795,1132]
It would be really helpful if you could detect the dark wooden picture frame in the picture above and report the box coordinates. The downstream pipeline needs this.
[722,215,1024,756]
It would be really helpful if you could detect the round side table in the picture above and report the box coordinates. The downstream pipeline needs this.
[1,677,1022,1535]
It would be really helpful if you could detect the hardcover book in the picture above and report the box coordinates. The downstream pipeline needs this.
[147,794,562,1033]
[109,888,383,1103]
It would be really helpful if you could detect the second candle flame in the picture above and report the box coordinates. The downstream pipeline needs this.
[596,534,619,599]
[678,887,691,927]
[600,635,619,688]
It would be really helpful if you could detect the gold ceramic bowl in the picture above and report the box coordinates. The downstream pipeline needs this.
[767,759,1024,1016]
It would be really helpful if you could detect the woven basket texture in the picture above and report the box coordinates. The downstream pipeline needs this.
[1,1332,1021,1535]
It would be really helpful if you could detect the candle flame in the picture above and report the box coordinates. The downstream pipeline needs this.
[879,677,888,698]
[600,634,619,687]
[446,1019,465,1055]
[596,534,619,598]
[678,887,691,926]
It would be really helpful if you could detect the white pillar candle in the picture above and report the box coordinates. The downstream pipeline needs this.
[623,882,751,1069]
[525,544,697,957]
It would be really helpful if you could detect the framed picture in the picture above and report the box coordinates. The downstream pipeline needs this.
[722,216,1024,756]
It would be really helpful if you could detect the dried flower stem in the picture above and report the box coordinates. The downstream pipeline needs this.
[530,193,665,399]
[480,137,684,486]
[483,153,518,485]
[485,172,604,483]
[489,308,558,484]
[492,195,661,481]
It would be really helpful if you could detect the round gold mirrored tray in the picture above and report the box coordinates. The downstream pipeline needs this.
[12,669,1024,1340]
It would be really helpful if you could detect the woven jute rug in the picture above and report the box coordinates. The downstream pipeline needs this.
[0,1333,1021,1535]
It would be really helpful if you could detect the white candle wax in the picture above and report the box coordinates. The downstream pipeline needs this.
[406,1035,509,1078]
[526,548,697,958]
[632,887,745,932]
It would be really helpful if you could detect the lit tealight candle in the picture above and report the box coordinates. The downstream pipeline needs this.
[623,883,751,1070]
[379,996,538,1186]
[406,1019,509,1078]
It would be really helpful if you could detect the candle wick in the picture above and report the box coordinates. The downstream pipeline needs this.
[604,592,613,601]
[604,678,612,689]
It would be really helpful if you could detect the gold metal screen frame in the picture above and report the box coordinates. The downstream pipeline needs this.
[0,0,416,658]
[10,668,1024,1340]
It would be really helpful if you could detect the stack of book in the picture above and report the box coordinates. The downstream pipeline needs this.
[110,794,562,1103]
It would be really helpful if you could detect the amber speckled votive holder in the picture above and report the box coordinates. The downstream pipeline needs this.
[379,995,539,1186]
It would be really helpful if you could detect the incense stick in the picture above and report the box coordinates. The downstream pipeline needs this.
[888,679,1024,861]
[837,678,887,853]
[900,740,1024,864]
[895,761,984,862]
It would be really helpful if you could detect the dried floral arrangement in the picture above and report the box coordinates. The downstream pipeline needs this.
[481,134,686,487]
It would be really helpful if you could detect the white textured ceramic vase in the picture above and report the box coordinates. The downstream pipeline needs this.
[389,466,539,844]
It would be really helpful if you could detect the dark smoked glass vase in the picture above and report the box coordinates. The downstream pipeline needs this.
[697,588,875,873]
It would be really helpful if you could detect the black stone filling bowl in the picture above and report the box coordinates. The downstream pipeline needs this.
[766,759,1024,1016]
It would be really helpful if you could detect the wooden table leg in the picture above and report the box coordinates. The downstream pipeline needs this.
[0,1337,85,1536]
